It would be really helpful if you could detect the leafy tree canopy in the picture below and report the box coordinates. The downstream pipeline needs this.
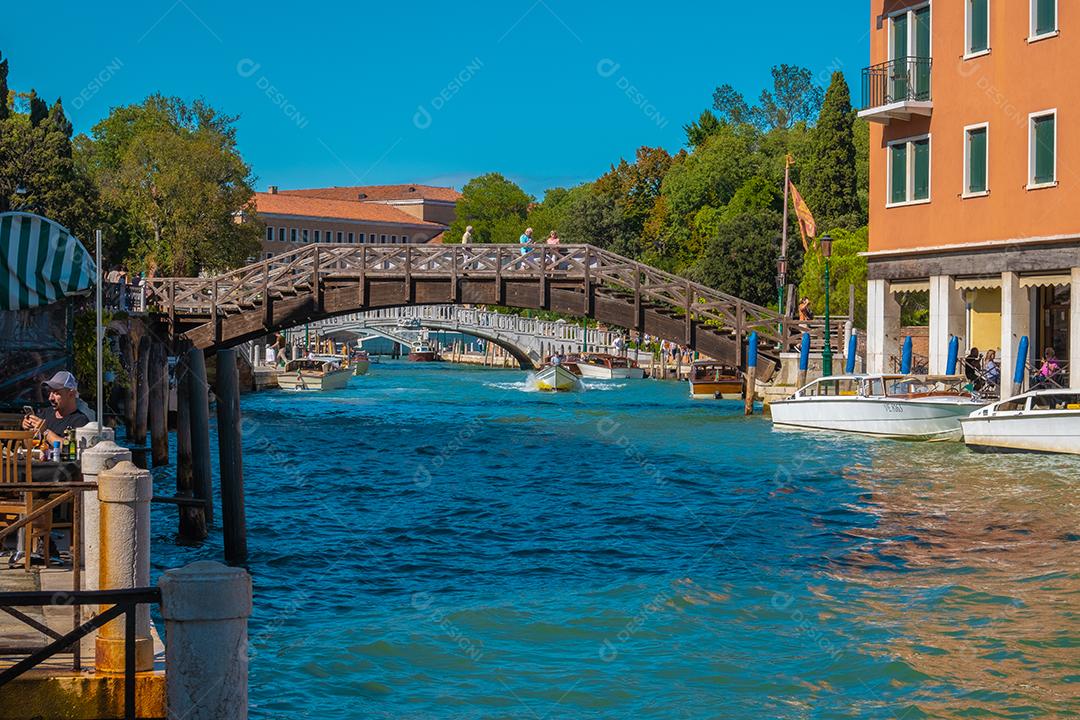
[797,226,868,326]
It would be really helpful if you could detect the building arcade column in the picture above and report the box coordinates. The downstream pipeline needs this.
[1000,271,1031,393]
[1071,268,1080,390]
[867,279,901,374]
[928,275,965,375]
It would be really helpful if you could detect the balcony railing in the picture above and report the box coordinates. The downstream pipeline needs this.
[860,57,932,123]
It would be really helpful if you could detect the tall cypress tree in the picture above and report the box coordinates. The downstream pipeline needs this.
[0,52,9,122]
[28,89,48,127]
[804,72,862,232]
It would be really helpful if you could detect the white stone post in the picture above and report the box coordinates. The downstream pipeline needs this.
[929,275,965,375]
[160,561,252,720]
[96,460,154,673]
[76,422,114,455]
[1000,271,1031,395]
[80,440,131,592]
[1071,268,1080,389]
[867,279,901,374]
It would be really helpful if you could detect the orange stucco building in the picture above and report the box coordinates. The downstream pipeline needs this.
[861,0,1080,389]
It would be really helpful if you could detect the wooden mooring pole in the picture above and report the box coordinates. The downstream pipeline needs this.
[215,349,247,565]
[187,347,214,527]
[744,332,758,416]
[148,340,169,467]
[175,350,207,541]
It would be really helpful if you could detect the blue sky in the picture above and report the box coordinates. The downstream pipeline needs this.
[4,1,870,197]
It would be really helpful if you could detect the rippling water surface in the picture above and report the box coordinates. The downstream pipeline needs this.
[149,361,1079,719]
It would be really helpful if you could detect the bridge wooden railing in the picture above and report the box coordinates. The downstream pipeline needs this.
[144,243,817,351]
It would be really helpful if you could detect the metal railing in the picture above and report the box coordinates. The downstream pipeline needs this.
[862,56,932,109]
[0,586,161,720]
[102,282,147,314]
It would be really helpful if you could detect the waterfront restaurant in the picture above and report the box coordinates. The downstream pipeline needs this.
[252,184,460,259]
[861,0,1080,388]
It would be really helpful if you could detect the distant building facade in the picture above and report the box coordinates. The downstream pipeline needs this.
[252,184,461,259]
[860,0,1079,387]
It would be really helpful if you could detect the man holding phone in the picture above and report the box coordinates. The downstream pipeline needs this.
[22,371,89,443]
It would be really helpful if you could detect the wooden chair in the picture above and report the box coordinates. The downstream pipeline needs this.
[0,429,51,570]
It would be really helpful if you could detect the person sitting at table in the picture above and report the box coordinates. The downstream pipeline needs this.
[22,371,89,443]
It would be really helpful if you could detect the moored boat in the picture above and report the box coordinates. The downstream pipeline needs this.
[535,364,582,392]
[408,343,441,362]
[959,389,1080,454]
[351,350,371,376]
[277,358,352,391]
[571,353,645,380]
[770,374,985,441]
[688,362,743,399]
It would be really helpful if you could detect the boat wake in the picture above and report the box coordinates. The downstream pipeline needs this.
[484,379,540,392]
[581,381,626,391]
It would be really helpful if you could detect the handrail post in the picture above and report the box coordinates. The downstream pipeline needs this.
[312,245,321,311]
[582,246,591,316]
[685,280,693,345]
[405,244,413,303]
[495,245,503,305]
[451,245,459,303]
[210,279,219,345]
[359,244,367,307]
[262,261,271,329]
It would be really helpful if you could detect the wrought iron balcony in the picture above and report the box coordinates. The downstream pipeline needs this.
[859,57,933,124]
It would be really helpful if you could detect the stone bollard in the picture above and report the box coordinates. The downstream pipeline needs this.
[96,460,154,673]
[76,421,114,456]
[80,440,131,591]
[160,561,252,720]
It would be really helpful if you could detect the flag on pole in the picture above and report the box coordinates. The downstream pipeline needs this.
[788,181,817,251]
[0,211,97,310]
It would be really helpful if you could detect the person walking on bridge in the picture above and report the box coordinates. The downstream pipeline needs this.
[461,225,474,244]
[519,227,533,256]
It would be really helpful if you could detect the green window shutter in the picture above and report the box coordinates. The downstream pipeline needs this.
[913,139,930,200]
[1034,115,1055,184]
[891,14,909,101]
[1036,0,1056,35]
[967,128,988,193]
[970,0,989,52]
[913,6,932,99]
[891,144,908,203]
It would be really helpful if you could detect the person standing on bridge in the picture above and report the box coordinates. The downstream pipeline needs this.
[461,225,474,244]
[519,227,533,256]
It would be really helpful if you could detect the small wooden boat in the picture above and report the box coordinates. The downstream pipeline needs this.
[351,350,371,376]
[960,389,1080,454]
[770,374,985,441]
[572,353,645,380]
[277,358,351,391]
[408,343,441,362]
[688,362,743,399]
[535,364,582,392]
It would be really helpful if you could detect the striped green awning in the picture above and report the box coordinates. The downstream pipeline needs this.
[0,212,97,310]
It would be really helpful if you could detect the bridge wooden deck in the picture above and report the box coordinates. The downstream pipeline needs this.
[146,244,829,368]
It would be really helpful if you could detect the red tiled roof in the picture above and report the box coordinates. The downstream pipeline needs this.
[279,184,462,203]
[252,193,444,227]
[427,231,448,244]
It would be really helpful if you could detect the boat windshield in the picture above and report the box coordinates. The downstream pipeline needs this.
[801,378,860,397]
[692,365,737,381]
[1030,393,1080,411]
[886,378,937,396]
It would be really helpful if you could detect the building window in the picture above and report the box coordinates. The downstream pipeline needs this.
[302,229,309,243]
[889,5,931,101]
[278,228,285,243]
[887,135,931,206]
[966,0,989,56]
[381,234,388,243]
[290,228,297,243]
[1029,111,1057,188]
[1030,0,1057,40]
[390,235,398,243]
[348,232,354,243]
[358,233,365,243]
[265,252,274,260]
[336,232,343,243]
[964,124,989,196]
[265,226,274,242]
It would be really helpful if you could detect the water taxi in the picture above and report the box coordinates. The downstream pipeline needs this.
[959,389,1080,454]
[535,364,582,392]
[769,374,985,441]
[571,353,645,380]
[351,350,371,376]
[688,362,743,399]
[408,343,441,362]
[277,358,351,391]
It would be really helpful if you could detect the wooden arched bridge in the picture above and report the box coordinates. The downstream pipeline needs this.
[146,243,822,370]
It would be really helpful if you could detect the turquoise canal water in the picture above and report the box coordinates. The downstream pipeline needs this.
[148,361,1079,719]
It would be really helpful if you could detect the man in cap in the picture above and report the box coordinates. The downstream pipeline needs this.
[22,371,89,443]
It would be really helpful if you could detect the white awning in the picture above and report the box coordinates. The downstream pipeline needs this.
[1019,273,1071,288]
[954,277,1001,291]
[888,279,930,294]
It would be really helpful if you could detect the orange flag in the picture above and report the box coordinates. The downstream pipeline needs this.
[788,181,817,251]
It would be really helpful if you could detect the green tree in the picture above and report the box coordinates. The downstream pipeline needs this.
[695,210,782,307]
[27,89,47,127]
[755,64,824,131]
[797,226,868,326]
[711,84,752,125]
[0,51,9,122]
[803,72,862,231]
[683,109,722,148]
[86,95,261,275]
[446,172,532,244]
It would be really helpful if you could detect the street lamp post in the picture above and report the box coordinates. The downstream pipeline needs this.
[820,234,833,377]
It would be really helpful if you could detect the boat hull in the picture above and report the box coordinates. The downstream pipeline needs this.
[960,413,1080,454]
[408,351,441,362]
[576,364,645,380]
[277,367,352,391]
[770,397,983,440]
[352,361,370,376]
[536,365,581,392]
[689,380,743,400]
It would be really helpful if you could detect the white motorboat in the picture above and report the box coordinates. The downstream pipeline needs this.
[277,358,351,391]
[959,389,1080,454]
[769,374,986,441]
[534,364,582,392]
[571,353,645,380]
